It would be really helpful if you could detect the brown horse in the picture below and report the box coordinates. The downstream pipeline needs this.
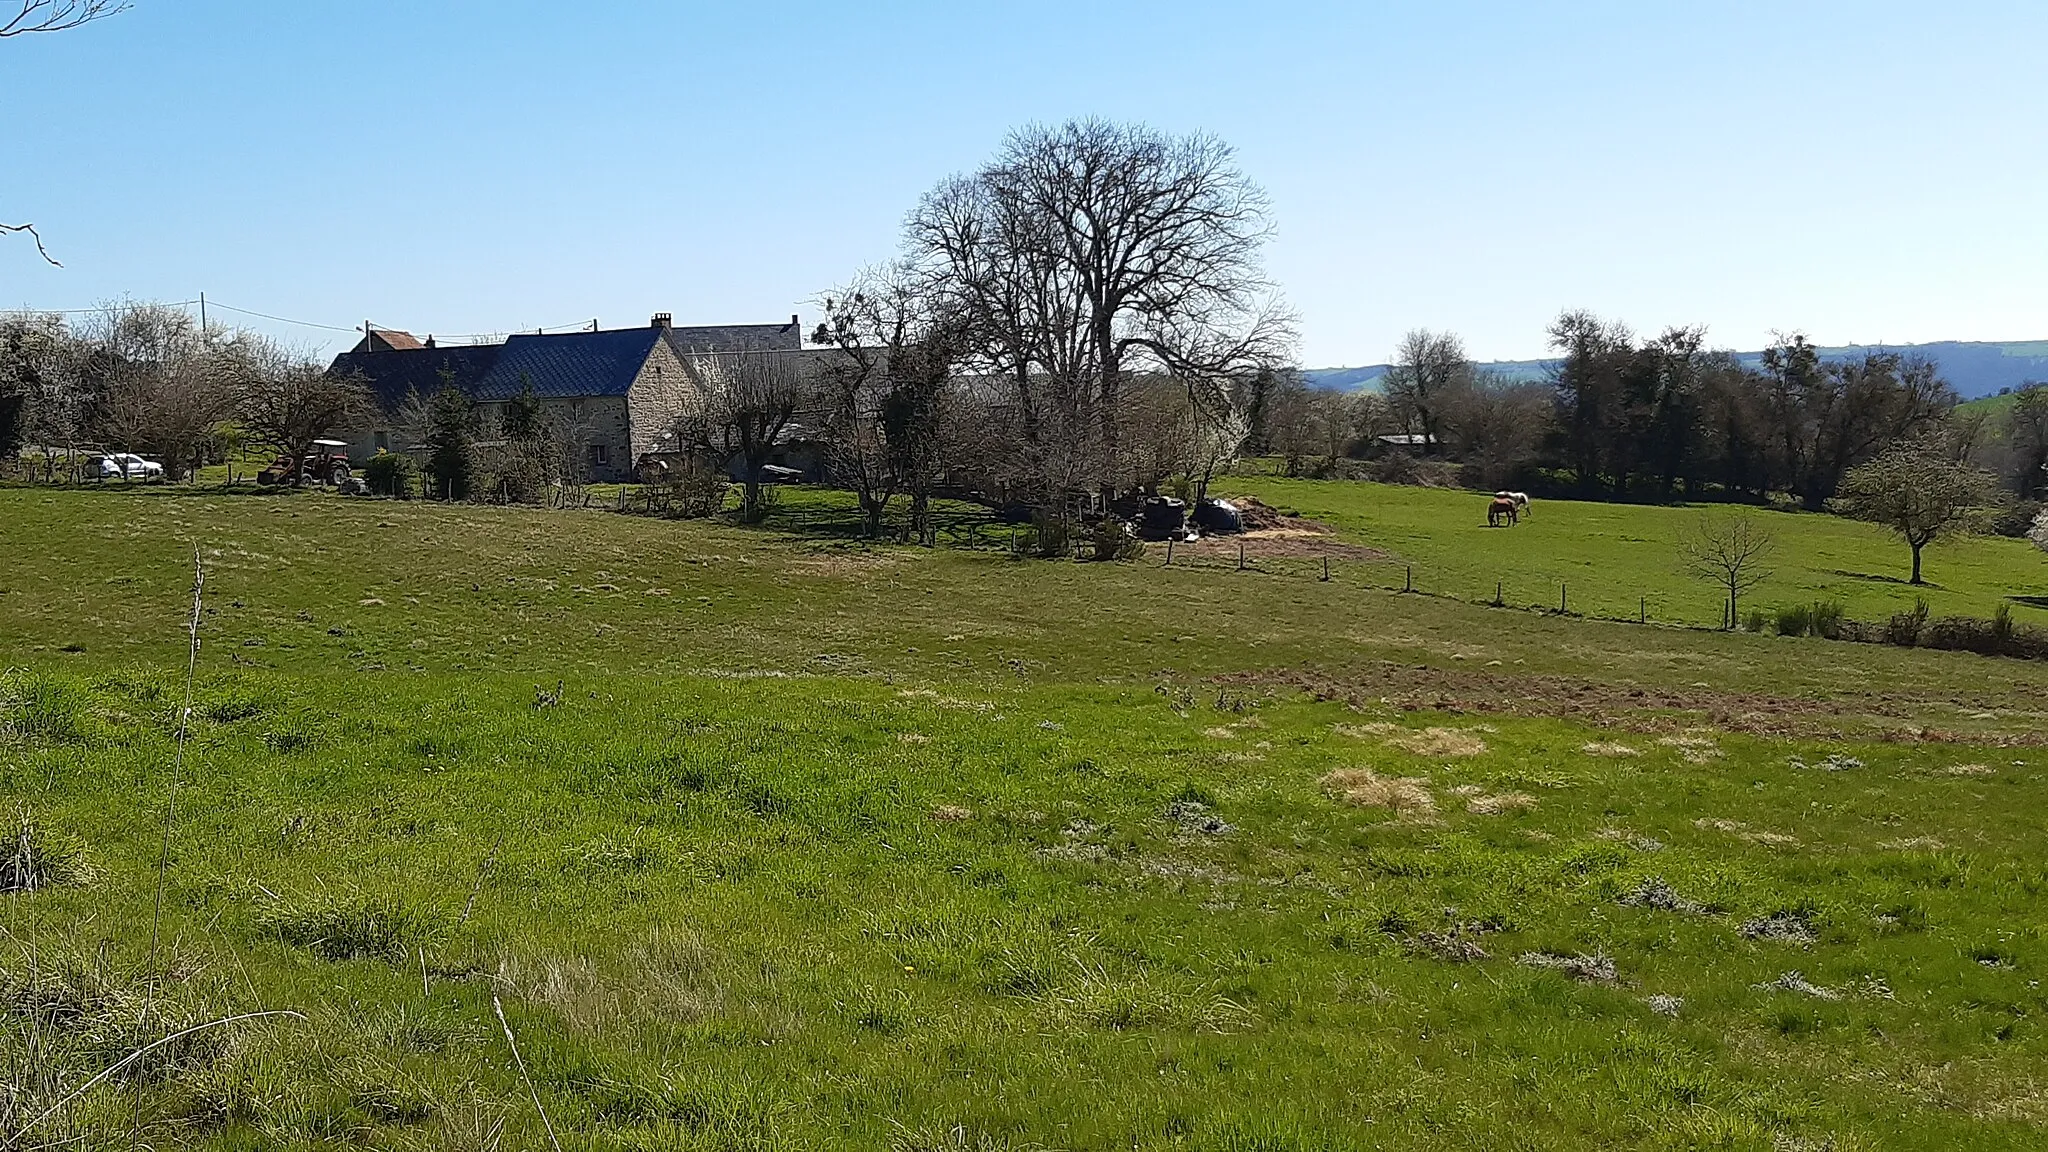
[1488,497,1519,527]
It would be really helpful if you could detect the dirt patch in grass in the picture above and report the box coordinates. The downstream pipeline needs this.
[1321,769,1436,818]
[1218,662,2048,745]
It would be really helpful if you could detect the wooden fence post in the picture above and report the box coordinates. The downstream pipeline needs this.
[1405,565,1413,593]
[1640,597,1646,624]
[1496,580,1503,607]
[1238,541,1246,571]
[1322,557,1330,582]
[1166,538,1174,566]
[1561,584,1568,614]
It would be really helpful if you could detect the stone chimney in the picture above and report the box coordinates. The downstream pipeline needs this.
[651,312,673,330]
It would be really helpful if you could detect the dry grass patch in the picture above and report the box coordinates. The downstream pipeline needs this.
[1656,734,1724,764]
[1466,790,1538,815]
[1945,763,1996,777]
[1321,769,1436,818]
[1386,727,1489,758]
[1581,741,1641,758]
[1333,722,1398,740]
[1695,817,1801,848]
[929,805,975,823]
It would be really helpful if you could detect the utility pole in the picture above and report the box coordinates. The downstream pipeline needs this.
[199,292,208,342]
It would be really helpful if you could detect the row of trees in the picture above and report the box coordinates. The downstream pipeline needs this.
[1264,317,2048,517]
[0,303,368,484]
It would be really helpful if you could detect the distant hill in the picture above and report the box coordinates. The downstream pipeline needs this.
[1308,340,2048,401]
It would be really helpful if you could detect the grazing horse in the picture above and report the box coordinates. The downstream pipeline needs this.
[1488,497,1520,527]
[1495,491,1532,518]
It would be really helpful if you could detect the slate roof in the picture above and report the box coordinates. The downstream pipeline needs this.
[663,321,802,357]
[330,318,807,409]
[472,326,665,400]
[329,344,502,412]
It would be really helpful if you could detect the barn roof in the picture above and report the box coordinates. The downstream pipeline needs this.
[472,327,665,400]
[329,343,502,412]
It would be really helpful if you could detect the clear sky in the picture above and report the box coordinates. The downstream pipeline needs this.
[2,0,2042,366]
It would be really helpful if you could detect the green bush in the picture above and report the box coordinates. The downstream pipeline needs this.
[1774,603,1815,638]
[362,452,416,499]
[1776,600,1847,639]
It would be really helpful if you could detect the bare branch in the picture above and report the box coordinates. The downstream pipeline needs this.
[0,220,60,265]
[0,0,128,37]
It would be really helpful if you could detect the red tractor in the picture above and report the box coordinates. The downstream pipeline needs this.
[259,440,353,486]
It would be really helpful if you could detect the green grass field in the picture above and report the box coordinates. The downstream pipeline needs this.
[4,485,2048,1150]
[1222,476,2048,627]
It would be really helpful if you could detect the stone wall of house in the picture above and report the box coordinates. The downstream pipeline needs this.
[548,396,632,483]
[624,337,698,469]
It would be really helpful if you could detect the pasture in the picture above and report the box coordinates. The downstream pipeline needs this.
[1223,476,2048,626]
[3,484,2048,1150]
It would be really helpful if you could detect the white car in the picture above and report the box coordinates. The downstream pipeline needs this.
[97,453,165,481]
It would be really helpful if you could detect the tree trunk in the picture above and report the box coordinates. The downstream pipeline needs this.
[1910,543,1924,586]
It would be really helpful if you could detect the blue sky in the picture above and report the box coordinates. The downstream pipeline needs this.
[2,0,2042,366]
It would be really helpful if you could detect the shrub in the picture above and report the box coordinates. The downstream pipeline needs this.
[1742,608,1770,634]
[1885,598,1930,647]
[1989,499,2044,539]
[1774,603,1815,638]
[1776,600,1846,639]
[1024,513,1073,559]
[655,462,730,519]
[1089,518,1144,562]
[362,451,416,499]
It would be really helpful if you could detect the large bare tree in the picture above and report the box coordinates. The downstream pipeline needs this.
[906,119,1293,510]
[86,302,238,480]
[1383,329,1472,452]
[673,349,817,523]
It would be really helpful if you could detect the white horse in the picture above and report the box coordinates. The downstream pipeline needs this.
[1495,491,1531,518]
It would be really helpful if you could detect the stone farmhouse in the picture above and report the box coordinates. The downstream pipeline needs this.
[329,313,804,483]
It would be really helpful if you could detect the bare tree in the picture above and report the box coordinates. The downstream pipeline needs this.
[2031,508,2048,555]
[1678,512,1774,630]
[814,263,971,542]
[906,119,1293,510]
[1444,370,1549,490]
[85,302,237,480]
[1833,438,2001,585]
[235,343,373,485]
[1383,329,1472,451]
[673,349,815,523]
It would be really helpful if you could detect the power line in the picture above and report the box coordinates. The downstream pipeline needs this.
[203,299,359,333]
[0,300,200,315]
